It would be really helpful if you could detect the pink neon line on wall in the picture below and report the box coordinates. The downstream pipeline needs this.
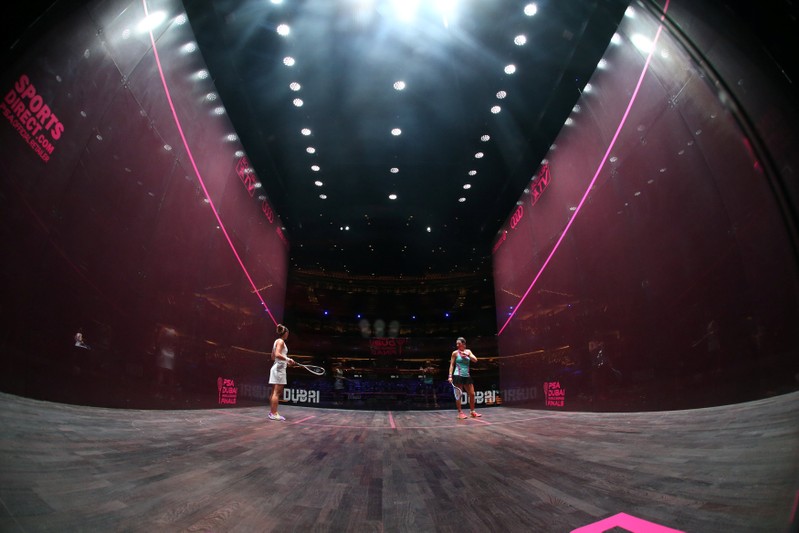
[499,1,671,336]
[142,0,278,326]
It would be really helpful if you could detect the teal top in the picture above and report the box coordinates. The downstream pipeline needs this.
[453,350,471,378]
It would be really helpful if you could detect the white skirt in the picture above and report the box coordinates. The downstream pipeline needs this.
[269,360,287,385]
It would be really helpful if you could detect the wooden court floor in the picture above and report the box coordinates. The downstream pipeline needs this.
[1,391,798,532]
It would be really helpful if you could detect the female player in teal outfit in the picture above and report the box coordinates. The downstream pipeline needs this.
[448,337,481,419]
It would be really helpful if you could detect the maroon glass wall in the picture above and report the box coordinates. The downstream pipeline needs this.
[0,0,289,408]
[493,0,799,411]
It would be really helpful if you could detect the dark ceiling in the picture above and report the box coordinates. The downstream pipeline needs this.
[184,0,628,277]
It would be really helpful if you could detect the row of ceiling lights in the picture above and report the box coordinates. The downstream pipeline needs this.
[269,2,541,205]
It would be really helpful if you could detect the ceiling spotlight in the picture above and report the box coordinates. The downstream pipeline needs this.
[393,80,406,90]
[235,150,244,157]
[205,92,217,101]
[391,128,402,136]
[283,56,295,66]
[390,167,399,173]
[306,146,316,154]
[426,227,432,232]
[195,69,209,80]
[496,90,507,99]
[463,184,471,189]
[458,197,466,202]
[314,180,323,186]
[389,193,398,200]
[480,135,490,142]
[213,106,225,115]
[293,98,303,107]
[474,152,484,159]
[504,64,516,75]
[491,105,501,114]
[301,128,312,136]
[468,170,477,176]
[524,3,538,16]
[514,35,527,46]
[289,82,301,91]
[226,133,238,141]
[311,165,320,171]
[319,194,327,199]
[276,24,290,36]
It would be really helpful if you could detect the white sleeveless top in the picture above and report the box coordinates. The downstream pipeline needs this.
[272,339,288,368]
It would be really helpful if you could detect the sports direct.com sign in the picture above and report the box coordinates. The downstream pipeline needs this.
[2,74,65,163]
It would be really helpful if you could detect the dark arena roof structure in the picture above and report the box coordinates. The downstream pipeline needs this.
[182,0,628,278]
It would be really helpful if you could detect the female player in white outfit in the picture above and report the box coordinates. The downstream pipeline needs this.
[269,324,294,421]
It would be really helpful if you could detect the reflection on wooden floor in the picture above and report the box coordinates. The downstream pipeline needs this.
[1,391,798,532]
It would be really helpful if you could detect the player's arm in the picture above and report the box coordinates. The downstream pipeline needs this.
[448,352,456,381]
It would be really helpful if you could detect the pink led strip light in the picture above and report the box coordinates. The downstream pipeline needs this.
[143,0,277,326]
[499,1,670,336]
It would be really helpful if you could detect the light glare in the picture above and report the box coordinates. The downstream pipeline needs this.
[137,11,167,33]
[524,3,538,16]
[631,33,654,53]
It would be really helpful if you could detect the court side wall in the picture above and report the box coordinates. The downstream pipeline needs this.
[492,0,799,411]
[0,0,289,408]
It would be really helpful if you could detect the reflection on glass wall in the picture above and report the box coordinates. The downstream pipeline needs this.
[493,0,799,411]
[0,0,288,408]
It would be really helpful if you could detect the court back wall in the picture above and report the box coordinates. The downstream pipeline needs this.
[0,0,289,408]
[492,0,799,411]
